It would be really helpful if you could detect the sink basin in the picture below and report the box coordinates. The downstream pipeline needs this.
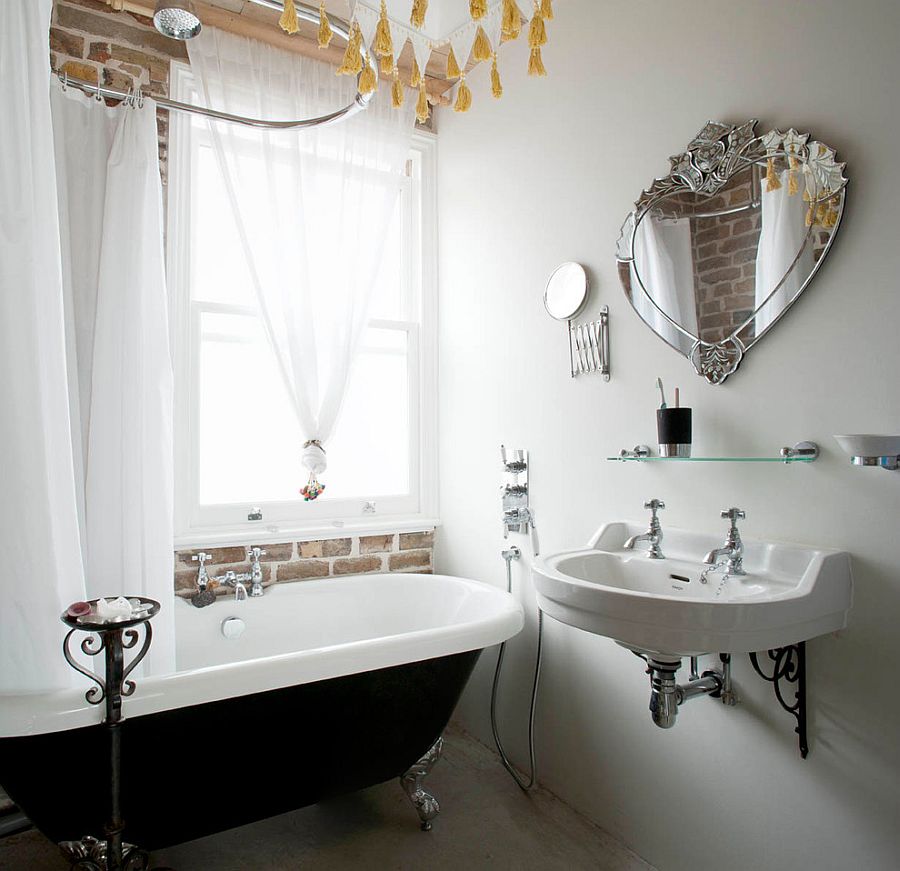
[532,522,852,657]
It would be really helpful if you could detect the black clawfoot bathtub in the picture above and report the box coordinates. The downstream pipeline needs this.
[0,573,522,850]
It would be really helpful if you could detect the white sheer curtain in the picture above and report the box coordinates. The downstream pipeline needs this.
[633,216,697,355]
[0,0,86,692]
[51,82,175,676]
[754,172,815,335]
[187,28,415,490]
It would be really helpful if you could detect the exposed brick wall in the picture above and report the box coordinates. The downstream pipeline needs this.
[174,531,435,598]
[689,177,761,344]
[49,0,187,183]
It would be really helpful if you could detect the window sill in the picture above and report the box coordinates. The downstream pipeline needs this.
[174,515,441,550]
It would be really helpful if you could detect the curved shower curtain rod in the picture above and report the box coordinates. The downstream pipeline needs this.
[58,1,375,130]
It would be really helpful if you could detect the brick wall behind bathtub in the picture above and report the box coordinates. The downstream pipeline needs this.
[174,532,435,597]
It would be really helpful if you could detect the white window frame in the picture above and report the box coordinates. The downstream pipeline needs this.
[167,62,438,547]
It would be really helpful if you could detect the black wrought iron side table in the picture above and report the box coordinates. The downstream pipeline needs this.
[58,598,159,871]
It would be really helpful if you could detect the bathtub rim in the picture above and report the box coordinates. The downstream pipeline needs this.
[1,573,523,738]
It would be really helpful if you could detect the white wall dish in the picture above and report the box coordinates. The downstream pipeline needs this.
[834,434,900,468]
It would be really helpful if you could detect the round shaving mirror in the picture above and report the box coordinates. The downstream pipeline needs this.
[544,262,589,320]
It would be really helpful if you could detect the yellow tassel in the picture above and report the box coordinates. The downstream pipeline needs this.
[447,45,461,79]
[454,75,472,112]
[358,56,377,95]
[391,69,404,108]
[381,53,394,75]
[528,45,546,76]
[765,157,781,192]
[529,4,547,47]
[336,20,363,75]
[815,198,828,225]
[491,52,502,98]
[824,197,839,229]
[473,26,492,62]
[410,57,422,88]
[502,0,521,40]
[317,2,333,48]
[410,0,428,29]
[375,0,393,58]
[470,0,488,20]
[279,0,299,34]
[805,203,814,227]
[416,81,430,123]
[541,0,554,20]
[788,155,799,196]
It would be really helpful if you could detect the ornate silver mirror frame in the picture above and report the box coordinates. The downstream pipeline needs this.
[616,120,848,384]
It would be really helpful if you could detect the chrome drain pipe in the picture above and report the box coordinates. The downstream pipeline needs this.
[645,655,733,729]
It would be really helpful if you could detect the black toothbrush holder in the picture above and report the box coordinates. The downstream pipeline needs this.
[657,407,692,457]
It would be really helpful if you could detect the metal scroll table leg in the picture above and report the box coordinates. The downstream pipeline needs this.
[399,736,444,831]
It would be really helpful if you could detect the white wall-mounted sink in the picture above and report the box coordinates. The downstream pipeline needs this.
[532,522,852,657]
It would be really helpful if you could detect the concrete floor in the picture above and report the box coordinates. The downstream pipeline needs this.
[0,728,653,870]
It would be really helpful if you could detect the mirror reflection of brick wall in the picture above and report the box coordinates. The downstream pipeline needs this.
[689,177,761,344]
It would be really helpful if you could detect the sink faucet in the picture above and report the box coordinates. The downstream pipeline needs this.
[624,500,665,559]
[703,508,746,576]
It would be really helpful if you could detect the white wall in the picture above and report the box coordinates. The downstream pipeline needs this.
[435,2,900,869]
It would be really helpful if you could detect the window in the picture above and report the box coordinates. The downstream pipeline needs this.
[167,63,437,542]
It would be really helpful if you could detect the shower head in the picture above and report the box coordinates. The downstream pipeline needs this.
[153,0,202,40]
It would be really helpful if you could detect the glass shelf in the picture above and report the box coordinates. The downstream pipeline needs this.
[609,442,819,464]
[608,455,816,463]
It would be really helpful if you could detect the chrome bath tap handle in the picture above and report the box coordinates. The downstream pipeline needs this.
[191,552,212,590]
[703,508,747,575]
[624,499,666,559]
[248,547,267,597]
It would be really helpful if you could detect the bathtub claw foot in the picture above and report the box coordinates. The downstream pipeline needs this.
[59,836,149,870]
[400,736,443,831]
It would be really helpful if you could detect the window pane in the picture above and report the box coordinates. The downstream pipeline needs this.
[191,144,256,307]
[197,315,410,505]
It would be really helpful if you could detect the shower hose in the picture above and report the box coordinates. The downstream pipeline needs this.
[490,546,544,791]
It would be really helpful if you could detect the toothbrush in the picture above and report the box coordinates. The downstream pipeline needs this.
[656,377,667,409]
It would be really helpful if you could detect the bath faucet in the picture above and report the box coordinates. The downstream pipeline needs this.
[214,569,251,602]
[191,552,212,590]
[703,508,746,576]
[624,500,665,559]
[248,547,267,597]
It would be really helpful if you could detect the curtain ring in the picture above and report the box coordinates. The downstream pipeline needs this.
[94,79,104,102]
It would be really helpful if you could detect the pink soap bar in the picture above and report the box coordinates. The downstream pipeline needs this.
[67,601,92,619]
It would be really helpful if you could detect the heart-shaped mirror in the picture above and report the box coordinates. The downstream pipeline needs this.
[616,120,848,384]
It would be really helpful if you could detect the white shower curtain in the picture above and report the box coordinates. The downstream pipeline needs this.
[51,82,175,677]
[754,173,815,335]
[186,27,415,483]
[633,216,697,355]
[0,0,86,692]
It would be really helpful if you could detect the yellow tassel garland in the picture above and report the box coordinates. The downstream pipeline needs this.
[824,197,839,229]
[375,0,393,58]
[470,0,488,20]
[502,0,521,40]
[765,157,782,192]
[815,198,828,225]
[416,81,430,123]
[317,2,333,48]
[447,45,461,79]
[411,58,422,88]
[473,26,492,62]
[336,20,363,75]
[410,0,428,29]
[454,75,472,112]
[381,53,394,75]
[391,69,404,108]
[805,202,814,227]
[491,53,503,98]
[529,3,547,47]
[541,0,554,20]
[787,155,799,196]
[279,0,299,34]
[528,45,547,76]
[358,56,377,95]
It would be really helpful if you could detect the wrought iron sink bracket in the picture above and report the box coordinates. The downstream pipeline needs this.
[615,119,849,384]
[749,642,808,759]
